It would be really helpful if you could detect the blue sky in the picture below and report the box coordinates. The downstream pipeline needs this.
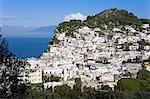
[1,0,150,27]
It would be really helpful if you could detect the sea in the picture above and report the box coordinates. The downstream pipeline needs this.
[6,37,51,58]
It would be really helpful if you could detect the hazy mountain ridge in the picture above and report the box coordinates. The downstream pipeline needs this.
[2,25,56,38]
[29,25,56,33]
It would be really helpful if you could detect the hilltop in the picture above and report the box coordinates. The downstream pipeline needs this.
[86,8,142,28]
[56,8,150,36]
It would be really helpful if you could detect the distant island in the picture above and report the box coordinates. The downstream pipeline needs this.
[0,8,150,99]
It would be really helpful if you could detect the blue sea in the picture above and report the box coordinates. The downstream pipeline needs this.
[6,38,51,58]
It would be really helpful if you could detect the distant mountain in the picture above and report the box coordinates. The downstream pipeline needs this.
[1,25,56,38]
[2,25,34,32]
[29,25,56,33]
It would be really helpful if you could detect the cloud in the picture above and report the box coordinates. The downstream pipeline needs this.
[63,12,87,22]
[0,16,16,20]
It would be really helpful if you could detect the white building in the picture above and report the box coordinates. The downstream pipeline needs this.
[28,70,42,84]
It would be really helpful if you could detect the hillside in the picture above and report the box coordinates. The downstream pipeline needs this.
[56,20,84,36]
[85,8,141,28]
[56,8,150,35]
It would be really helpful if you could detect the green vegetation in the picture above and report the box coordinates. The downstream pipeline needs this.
[54,8,150,39]
[19,67,150,99]
[54,85,71,99]
[0,35,11,64]
[31,83,43,89]
[49,37,60,45]
[137,67,150,81]
[72,78,82,98]
[85,8,142,29]
[137,39,150,51]
[82,86,96,99]
[57,20,84,36]
[101,85,112,91]
[44,75,61,82]
[117,78,149,93]
[115,67,150,98]
[140,18,150,24]
[138,39,149,46]
[56,8,150,37]
[17,71,150,99]
[50,75,61,82]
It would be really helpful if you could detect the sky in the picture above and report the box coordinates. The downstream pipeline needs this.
[0,0,150,27]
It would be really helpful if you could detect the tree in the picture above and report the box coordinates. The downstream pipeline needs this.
[72,78,82,99]
[49,37,60,45]
[50,75,61,82]
[117,78,149,93]
[101,85,112,91]
[74,78,82,92]
[54,85,71,98]
[138,39,148,46]
[56,20,84,36]
[137,67,150,81]
[0,35,11,64]
[140,18,150,24]
[83,86,96,99]
[0,35,27,98]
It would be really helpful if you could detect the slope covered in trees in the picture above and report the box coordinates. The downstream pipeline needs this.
[85,8,142,28]
[56,8,150,35]
[56,20,84,36]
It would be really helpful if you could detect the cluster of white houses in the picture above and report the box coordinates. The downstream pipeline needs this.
[18,24,150,90]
